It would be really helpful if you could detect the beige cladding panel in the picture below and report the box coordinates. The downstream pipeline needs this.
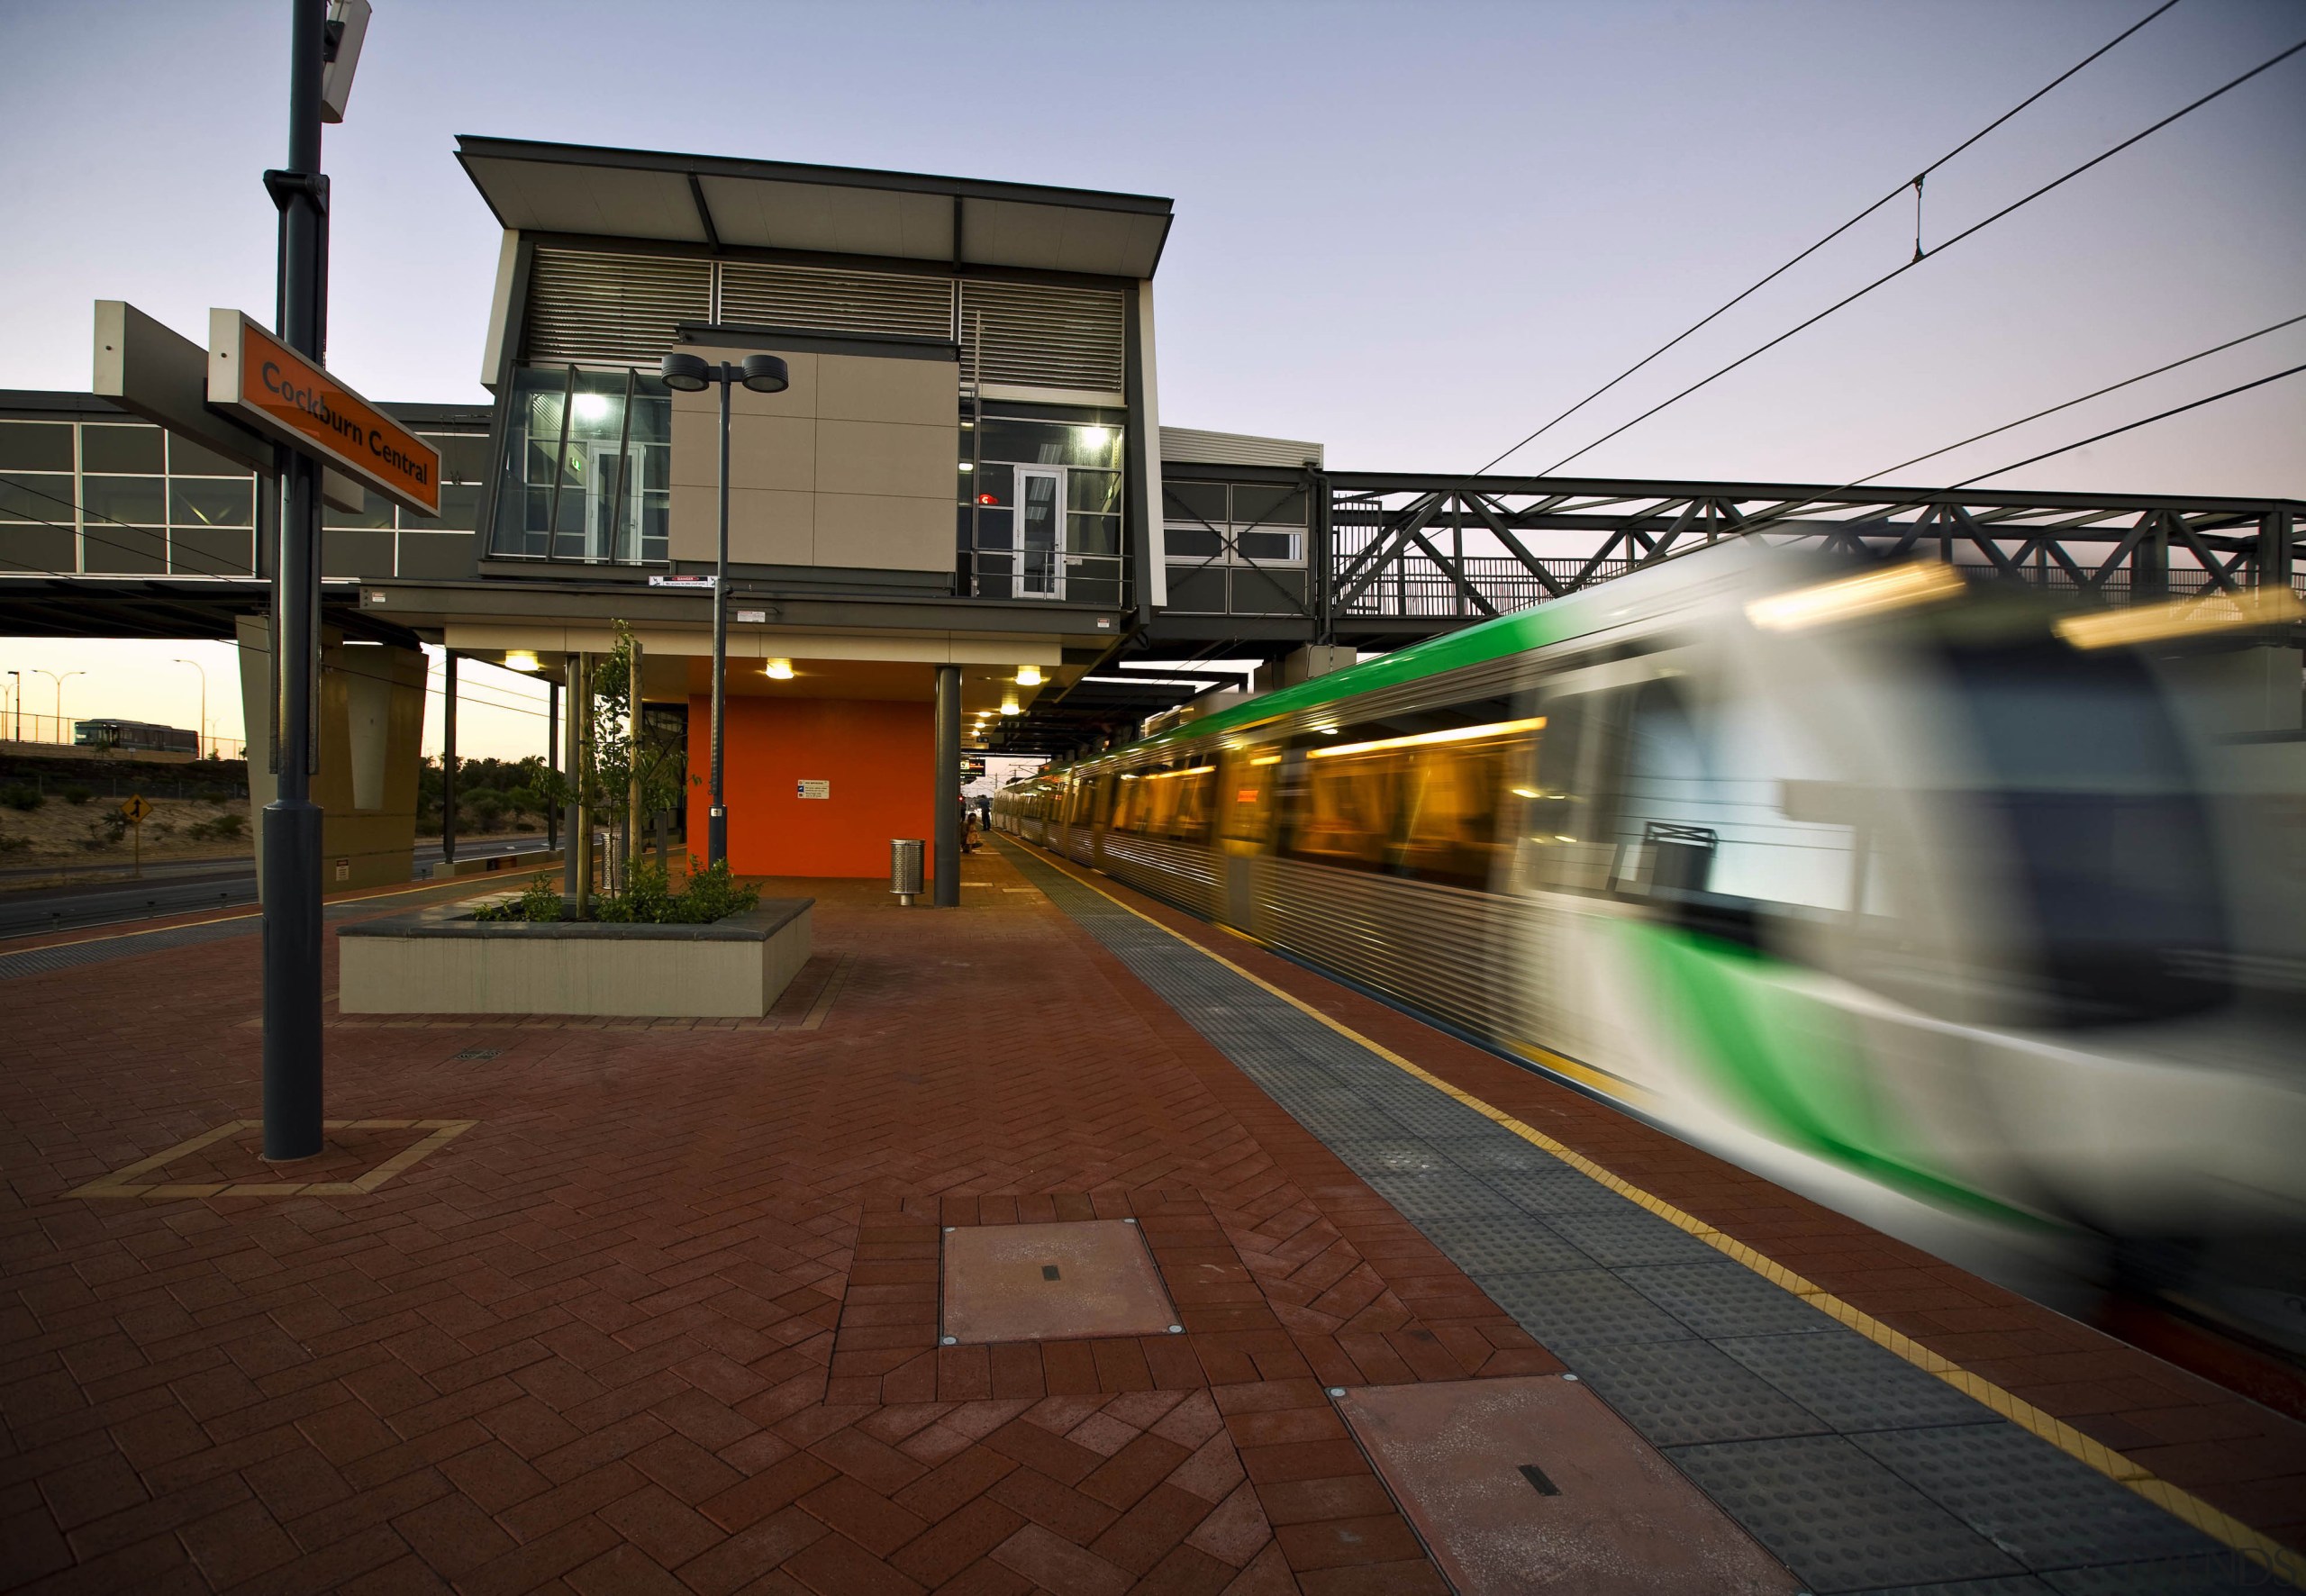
[668,484,814,565]
[815,419,953,502]
[812,493,951,571]
[816,352,958,427]
[666,344,953,575]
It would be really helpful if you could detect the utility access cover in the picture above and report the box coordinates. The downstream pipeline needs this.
[941,1220,1178,1344]
[1334,1375,1797,1595]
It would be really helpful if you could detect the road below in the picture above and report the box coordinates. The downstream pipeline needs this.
[0,837,556,939]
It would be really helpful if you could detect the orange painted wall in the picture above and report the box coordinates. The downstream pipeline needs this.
[688,696,938,878]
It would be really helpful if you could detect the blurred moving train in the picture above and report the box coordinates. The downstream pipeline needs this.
[996,546,2306,1353]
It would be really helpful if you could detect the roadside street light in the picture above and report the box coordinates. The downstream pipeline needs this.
[34,669,85,742]
[5,670,19,743]
[172,657,208,758]
[659,350,791,868]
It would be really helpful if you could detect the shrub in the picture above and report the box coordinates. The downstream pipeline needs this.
[1,784,41,812]
[474,873,565,923]
[62,784,93,805]
[0,830,27,854]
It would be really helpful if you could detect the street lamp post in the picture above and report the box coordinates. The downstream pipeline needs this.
[35,669,85,743]
[173,657,209,758]
[5,670,18,743]
[657,351,790,868]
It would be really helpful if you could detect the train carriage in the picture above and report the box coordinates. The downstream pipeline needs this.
[995,544,2306,1344]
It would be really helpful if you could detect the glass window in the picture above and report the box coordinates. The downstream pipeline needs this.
[978,418,1121,469]
[428,483,482,532]
[0,422,75,472]
[82,526,166,573]
[972,462,1014,508]
[1067,513,1120,557]
[0,473,72,523]
[1165,526,1223,558]
[1,522,77,571]
[324,486,395,530]
[1163,483,1227,524]
[82,476,164,525]
[80,423,165,474]
[1068,469,1121,515]
[1235,529,1303,563]
[167,435,248,476]
[489,365,673,562]
[1233,485,1307,526]
[1221,752,1280,844]
[169,478,254,528]
[171,525,254,576]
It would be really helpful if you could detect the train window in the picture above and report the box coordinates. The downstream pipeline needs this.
[1170,766,1216,842]
[1112,774,1147,835]
[1280,700,1537,885]
[1221,750,1280,843]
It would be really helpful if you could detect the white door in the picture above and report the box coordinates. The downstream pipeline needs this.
[1017,467,1064,599]
[577,441,646,562]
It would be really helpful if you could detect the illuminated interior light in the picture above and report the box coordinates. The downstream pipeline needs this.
[1140,765,1214,781]
[1014,665,1043,686]
[977,493,998,505]
[2056,586,2305,650]
[502,649,540,673]
[764,658,794,680]
[1744,561,1965,631]
[1079,425,1111,449]
[572,394,612,423]
[958,461,975,472]
[1307,715,1548,761]
[1510,786,1539,798]
[1001,700,1021,715]
[1250,755,1283,766]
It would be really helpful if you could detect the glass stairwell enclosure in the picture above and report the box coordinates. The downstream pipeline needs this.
[490,366,673,564]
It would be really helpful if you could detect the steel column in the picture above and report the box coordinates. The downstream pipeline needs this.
[259,0,329,1164]
[707,378,731,867]
[440,651,458,865]
[934,664,960,907]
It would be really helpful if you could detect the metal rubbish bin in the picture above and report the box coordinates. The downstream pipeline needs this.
[890,839,925,906]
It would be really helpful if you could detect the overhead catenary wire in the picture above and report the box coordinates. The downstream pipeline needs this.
[1946,361,2306,488]
[1853,312,2306,485]
[1475,0,2188,473]
[1533,32,2306,477]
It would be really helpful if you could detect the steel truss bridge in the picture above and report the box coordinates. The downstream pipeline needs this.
[1000,472,2301,756]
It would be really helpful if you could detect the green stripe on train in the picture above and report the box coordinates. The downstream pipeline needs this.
[1626,921,2040,1227]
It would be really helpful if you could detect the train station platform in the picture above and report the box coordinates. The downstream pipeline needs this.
[1,844,2301,1594]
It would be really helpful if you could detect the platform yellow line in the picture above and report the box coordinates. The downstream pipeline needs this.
[1008,839,2305,1589]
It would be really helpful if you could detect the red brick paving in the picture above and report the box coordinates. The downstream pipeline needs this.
[1010,839,2306,1555]
[1,853,1563,1592]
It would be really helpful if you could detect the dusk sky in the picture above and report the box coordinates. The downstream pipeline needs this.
[4,0,2301,759]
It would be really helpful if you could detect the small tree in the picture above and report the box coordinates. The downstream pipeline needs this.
[535,621,690,915]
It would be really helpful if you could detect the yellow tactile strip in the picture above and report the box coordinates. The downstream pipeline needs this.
[1011,840,2306,1591]
[68,1119,477,1200]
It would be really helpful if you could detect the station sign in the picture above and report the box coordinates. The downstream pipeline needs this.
[207,310,440,519]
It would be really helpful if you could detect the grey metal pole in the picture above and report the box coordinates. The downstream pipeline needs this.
[441,651,458,865]
[572,653,594,911]
[545,676,559,851]
[261,0,327,1163]
[934,664,960,907]
[563,656,583,902]
[708,373,731,867]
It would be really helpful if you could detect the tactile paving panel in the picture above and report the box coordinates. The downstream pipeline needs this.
[1327,1137,1457,1175]
[1424,1134,1583,1174]
[1572,1338,1830,1447]
[1850,1425,2224,1571]
[1472,1162,1637,1216]
[1408,1211,1594,1275]
[1715,1332,1999,1435]
[2040,1555,2265,1594]
[1475,1268,1696,1353]
[1543,1205,1723,1266]
[1359,1169,1525,1219]
[1621,1260,1834,1338]
[1666,1434,2023,1592]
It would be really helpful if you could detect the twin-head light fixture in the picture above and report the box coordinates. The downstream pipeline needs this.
[658,352,792,394]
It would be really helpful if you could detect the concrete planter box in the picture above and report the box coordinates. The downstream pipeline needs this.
[338,897,813,1018]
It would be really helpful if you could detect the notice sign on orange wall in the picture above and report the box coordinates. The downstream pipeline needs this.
[205,309,440,517]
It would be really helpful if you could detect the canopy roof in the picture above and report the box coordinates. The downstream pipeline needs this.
[456,137,1174,279]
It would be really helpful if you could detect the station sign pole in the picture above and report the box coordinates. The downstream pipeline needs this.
[259,0,331,1164]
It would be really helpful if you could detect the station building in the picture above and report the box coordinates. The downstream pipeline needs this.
[0,139,1330,884]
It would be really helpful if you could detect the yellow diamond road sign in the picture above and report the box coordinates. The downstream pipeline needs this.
[120,794,153,823]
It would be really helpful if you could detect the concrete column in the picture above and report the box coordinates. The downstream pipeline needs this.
[934,664,960,907]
